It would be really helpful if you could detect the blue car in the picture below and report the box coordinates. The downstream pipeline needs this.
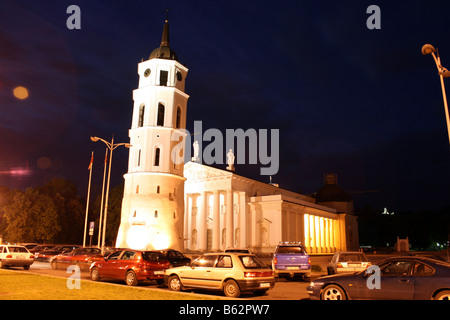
[307,256,450,300]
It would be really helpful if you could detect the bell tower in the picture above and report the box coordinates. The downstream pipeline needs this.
[115,18,189,251]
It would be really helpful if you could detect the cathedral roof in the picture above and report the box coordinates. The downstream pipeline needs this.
[149,19,179,61]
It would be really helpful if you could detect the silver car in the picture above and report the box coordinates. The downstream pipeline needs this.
[164,253,275,297]
[0,245,35,270]
[327,251,371,275]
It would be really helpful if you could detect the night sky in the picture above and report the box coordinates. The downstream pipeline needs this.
[1,0,450,212]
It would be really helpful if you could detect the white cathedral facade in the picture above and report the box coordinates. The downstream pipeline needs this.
[115,19,359,254]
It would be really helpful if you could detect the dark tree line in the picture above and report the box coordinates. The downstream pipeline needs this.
[0,178,123,246]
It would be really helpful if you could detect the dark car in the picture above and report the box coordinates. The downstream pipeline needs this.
[159,249,191,267]
[90,249,170,286]
[35,245,80,262]
[307,256,450,300]
[50,247,103,270]
[29,245,55,254]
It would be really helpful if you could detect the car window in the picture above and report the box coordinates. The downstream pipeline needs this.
[276,246,304,254]
[216,255,233,268]
[413,262,434,276]
[107,251,122,260]
[239,255,269,269]
[339,254,368,262]
[142,251,163,261]
[192,255,216,268]
[380,261,412,276]
[9,246,28,253]
[121,251,136,260]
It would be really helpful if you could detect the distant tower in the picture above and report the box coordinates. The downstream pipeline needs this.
[115,17,189,251]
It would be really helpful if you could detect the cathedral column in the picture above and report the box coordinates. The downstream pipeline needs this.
[238,191,247,248]
[225,189,234,249]
[198,191,208,251]
[184,194,190,250]
[212,190,220,251]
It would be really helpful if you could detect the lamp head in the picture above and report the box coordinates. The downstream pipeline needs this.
[422,44,436,55]
[90,136,100,142]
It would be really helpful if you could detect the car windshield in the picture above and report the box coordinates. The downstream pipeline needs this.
[339,254,368,262]
[239,255,270,269]
[8,246,28,253]
[276,246,304,254]
[142,251,164,261]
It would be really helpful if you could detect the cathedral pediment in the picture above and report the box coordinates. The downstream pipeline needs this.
[184,162,232,181]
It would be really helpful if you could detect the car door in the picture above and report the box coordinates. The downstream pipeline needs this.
[362,260,414,300]
[113,250,137,279]
[180,255,216,288]
[100,250,123,278]
[209,255,233,289]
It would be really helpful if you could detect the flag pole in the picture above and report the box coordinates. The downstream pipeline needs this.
[83,151,94,247]
[97,148,108,248]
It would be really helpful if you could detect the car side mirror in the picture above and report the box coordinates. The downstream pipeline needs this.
[190,263,195,269]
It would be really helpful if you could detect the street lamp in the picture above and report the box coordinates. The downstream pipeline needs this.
[422,44,450,145]
[90,135,131,254]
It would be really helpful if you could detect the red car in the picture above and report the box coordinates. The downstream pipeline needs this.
[90,249,170,286]
[50,247,103,270]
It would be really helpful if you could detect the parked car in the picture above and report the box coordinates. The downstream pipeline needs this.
[272,242,311,280]
[51,247,103,270]
[159,249,191,267]
[165,253,275,298]
[35,245,80,262]
[327,251,371,275]
[29,245,55,254]
[90,249,170,286]
[307,256,450,300]
[0,245,34,270]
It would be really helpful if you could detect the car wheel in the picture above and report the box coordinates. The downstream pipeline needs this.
[90,267,100,281]
[435,290,450,300]
[321,284,347,300]
[168,275,182,291]
[23,265,30,270]
[223,280,241,298]
[125,270,138,286]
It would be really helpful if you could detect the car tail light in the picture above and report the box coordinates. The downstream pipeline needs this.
[6,255,12,259]
[30,255,34,259]
[244,271,273,277]
[273,257,277,265]
[308,257,311,265]
[337,263,343,268]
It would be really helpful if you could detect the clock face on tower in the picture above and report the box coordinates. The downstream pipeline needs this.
[144,68,151,77]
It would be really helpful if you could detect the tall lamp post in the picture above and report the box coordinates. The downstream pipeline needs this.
[91,135,131,254]
[422,44,450,145]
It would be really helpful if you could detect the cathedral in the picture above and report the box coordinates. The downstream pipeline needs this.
[115,18,359,254]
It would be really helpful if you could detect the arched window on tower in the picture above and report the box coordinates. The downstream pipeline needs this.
[157,103,165,126]
[176,106,181,128]
[154,147,160,166]
[138,104,145,127]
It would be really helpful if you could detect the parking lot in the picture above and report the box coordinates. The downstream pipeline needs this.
[24,260,319,299]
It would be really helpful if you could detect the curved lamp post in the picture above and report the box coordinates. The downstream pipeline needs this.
[422,44,450,145]
[91,136,131,254]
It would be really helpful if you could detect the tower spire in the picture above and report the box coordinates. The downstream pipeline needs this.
[160,9,170,47]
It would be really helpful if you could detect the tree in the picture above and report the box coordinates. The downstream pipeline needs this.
[2,188,60,243]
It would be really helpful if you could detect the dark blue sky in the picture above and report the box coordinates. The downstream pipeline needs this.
[1,0,450,211]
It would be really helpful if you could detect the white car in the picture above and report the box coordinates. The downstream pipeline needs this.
[164,253,275,297]
[327,251,371,275]
[0,245,35,270]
